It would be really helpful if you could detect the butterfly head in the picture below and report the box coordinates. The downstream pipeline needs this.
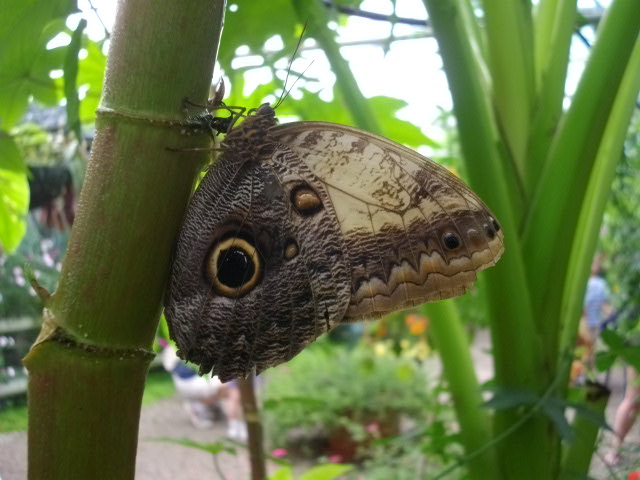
[219,103,279,161]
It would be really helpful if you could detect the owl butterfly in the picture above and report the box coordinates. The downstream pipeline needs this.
[165,95,505,382]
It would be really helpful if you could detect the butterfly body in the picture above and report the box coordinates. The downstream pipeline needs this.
[165,104,504,381]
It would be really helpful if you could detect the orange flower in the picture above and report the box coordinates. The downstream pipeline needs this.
[405,314,429,335]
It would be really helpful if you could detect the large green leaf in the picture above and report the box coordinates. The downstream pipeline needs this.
[0,133,26,173]
[219,0,299,72]
[0,136,29,252]
[0,0,76,128]
[77,40,107,124]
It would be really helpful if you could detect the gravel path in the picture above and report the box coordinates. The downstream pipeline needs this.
[1,329,638,479]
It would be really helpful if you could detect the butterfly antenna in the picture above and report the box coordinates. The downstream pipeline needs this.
[274,60,315,111]
[274,20,308,110]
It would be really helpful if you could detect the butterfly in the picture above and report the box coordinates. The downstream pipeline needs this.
[164,99,504,382]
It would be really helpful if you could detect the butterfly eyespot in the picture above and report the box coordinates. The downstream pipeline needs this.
[207,237,262,297]
[484,223,496,239]
[290,184,323,216]
[491,218,501,232]
[284,240,299,260]
[443,232,461,250]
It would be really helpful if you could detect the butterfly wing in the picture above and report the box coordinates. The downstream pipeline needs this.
[271,122,505,320]
[165,146,352,381]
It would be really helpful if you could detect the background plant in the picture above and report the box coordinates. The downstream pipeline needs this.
[263,341,435,448]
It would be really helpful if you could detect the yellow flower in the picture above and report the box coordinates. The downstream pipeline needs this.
[374,342,387,357]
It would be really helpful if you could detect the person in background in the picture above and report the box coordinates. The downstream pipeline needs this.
[583,262,611,344]
[581,259,612,375]
[158,339,247,441]
[606,363,640,465]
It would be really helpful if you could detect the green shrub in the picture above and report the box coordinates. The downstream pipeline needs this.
[263,341,434,449]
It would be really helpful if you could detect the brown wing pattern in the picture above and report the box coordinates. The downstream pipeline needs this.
[272,122,504,319]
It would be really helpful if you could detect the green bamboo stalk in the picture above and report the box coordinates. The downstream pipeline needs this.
[522,0,640,392]
[292,0,383,136]
[482,0,535,176]
[425,301,497,480]
[458,0,490,84]
[24,1,225,478]
[422,2,547,478]
[528,0,578,192]
[421,0,538,385]
[533,0,559,82]
[522,0,640,314]
[559,383,610,479]
[558,34,640,387]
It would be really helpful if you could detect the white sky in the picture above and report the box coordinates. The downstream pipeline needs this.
[64,0,608,150]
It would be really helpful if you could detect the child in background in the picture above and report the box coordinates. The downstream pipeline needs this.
[158,339,247,441]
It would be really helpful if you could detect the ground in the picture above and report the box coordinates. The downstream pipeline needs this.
[0,329,638,479]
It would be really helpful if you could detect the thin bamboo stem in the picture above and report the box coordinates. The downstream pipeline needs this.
[426,301,497,480]
[239,373,267,480]
[24,1,225,478]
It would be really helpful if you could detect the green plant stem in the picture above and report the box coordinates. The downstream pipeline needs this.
[528,0,578,193]
[558,34,640,387]
[523,0,640,326]
[426,300,497,480]
[560,383,610,479]
[24,1,225,478]
[422,1,550,478]
[292,0,383,136]
[239,373,267,480]
[482,0,535,176]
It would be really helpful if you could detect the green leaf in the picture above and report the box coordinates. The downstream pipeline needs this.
[541,397,573,442]
[0,164,29,253]
[219,0,299,72]
[619,345,640,372]
[268,465,294,480]
[0,134,26,173]
[569,403,609,431]
[0,0,75,128]
[64,19,86,141]
[368,96,437,148]
[77,40,107,124]
[298,464,353,480]
[594,350,617,372]
[600,328,625,351]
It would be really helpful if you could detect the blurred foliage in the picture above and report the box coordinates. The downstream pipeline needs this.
[263,340,436,449]
[269,463,353,480]
[368,311,432,359]
[0,0,75,252]
[0,218,67,318]
[0,397,28,433]
[601,111,640,334]
[594,111,640,373]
